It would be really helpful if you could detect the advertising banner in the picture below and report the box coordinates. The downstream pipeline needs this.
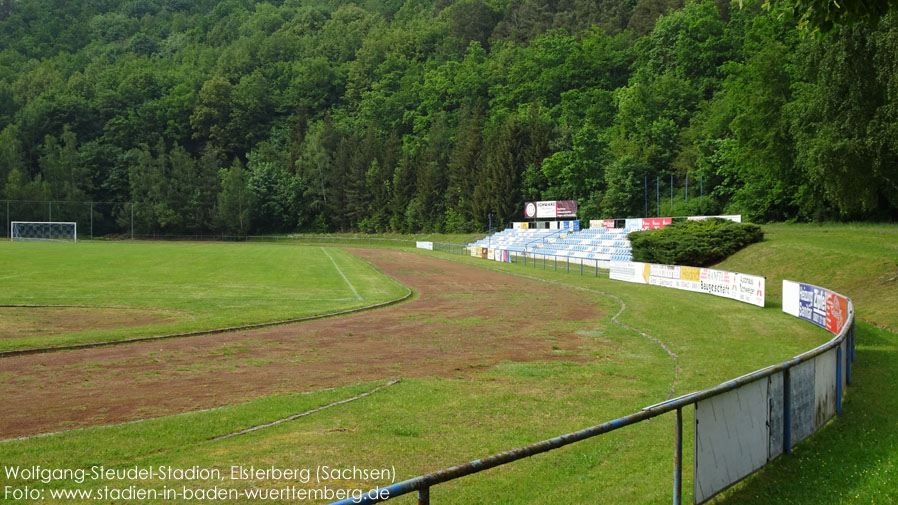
[640,217,673,230]
[603,219,616,229]
[610,261,765,307]
[524,200,578,219]
[688,215,742,223]
[471,247,482,257]
[416,241,433,250]
[624,218,643,230]
[782,281,850,335]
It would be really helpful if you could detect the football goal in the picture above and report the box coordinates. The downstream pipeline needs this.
[10,221,78,243]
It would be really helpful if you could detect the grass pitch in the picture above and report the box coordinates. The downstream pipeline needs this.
[0,241,408,352]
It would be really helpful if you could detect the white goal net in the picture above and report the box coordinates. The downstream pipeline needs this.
[10,221,78,243]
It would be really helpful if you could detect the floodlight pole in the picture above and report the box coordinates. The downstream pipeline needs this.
[90,202,93,240]
[131,203,134,240]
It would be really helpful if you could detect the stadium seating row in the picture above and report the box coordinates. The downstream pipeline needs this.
[467,227,636,265]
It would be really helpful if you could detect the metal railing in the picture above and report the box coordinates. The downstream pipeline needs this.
[330,292,856,505]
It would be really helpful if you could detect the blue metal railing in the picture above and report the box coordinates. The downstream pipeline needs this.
[330,293,855,505]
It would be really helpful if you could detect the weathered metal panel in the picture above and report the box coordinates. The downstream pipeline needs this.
[767,372,783,460]
[839,338,848,394]
[815,349,838,428]
[789,359,816,446]
[694,379,769,504]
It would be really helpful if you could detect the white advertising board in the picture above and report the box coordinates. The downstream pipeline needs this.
[687,215,742,223]
[416,241,433,250]
[609,261,765,307]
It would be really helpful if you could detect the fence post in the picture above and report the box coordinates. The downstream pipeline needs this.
[673,408,682,505]
[783,367,792,454]
[846,331,852,386]
[418,487,430,505]
[836,346,842,415]
[580,261,583,276]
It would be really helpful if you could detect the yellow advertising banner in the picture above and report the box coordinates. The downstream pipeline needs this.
[680,267,701,282]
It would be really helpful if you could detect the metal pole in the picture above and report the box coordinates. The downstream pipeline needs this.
[5,201,8,239]
[685,173,689,203]
[847,334,852,385]
[783,367,791,454]
[418,487,430,505]
[49,201,52,221]
[670,174,673,209]
[700,174,703,205]
[130,203,134,240]
[656,176,659,216]
[674,408,682,505]
[90,202,93,240]
[836,346,843,415]
[644,176,648,217]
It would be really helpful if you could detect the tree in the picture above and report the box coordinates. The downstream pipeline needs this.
[0,125,25,194]
[763,0,895,34]
[216,157,254,235]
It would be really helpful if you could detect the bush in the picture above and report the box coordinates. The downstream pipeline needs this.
[628,218,763,267]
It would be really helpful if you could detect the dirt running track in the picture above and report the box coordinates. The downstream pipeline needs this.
[0,249,604,439]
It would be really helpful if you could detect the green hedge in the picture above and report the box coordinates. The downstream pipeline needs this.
[628,218,763,267]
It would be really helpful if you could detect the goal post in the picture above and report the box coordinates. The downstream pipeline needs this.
[10,221,78,243]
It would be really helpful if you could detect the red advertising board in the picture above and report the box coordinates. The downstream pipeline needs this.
[825,292,848,334]
[555,200,578,218]
[641,217,673,230]
[603,219,615,229]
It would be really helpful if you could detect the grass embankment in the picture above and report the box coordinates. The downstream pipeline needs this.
[0,241,408,352]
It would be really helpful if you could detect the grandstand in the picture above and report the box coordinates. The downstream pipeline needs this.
[467,226,635,268]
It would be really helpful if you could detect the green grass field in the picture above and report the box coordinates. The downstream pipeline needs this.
[0,241,408,352]
[1,224,895,504]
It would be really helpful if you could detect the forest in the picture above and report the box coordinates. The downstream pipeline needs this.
[1,0,897,235]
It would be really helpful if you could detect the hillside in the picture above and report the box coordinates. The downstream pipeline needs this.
[2,0,897,237]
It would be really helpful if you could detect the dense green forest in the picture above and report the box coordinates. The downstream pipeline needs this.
[1,0,897,235]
